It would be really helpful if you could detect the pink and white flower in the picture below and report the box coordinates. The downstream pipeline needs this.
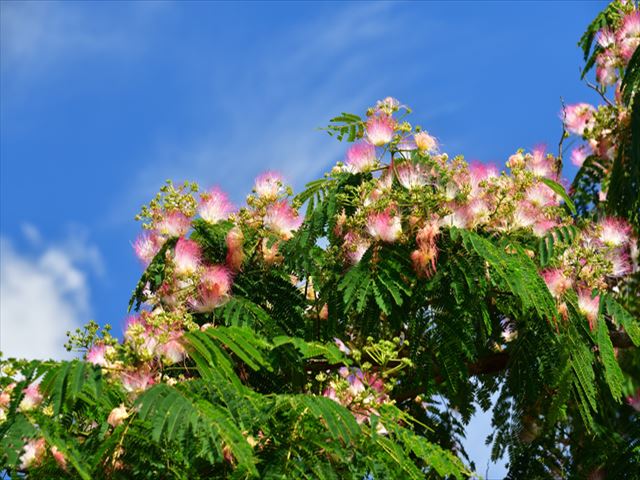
[596,50,618,86]
[395,162,430,190]
[254,172,284,200]
[571,145,590,167]
[134,232,164,265]
[366,209,402,243]
[468,161,498,195]
[50,446,67,471]
[108,404,130,427]
[414,131,437,153]
[19,438,46,469]
[344,141,377,173]
[155,211,191,238]
[343,232,370,264]
[512,202,537,230]
[597,217,631,247]
[562,103,596,136]
[366,114,396,146]
[439,205,470,229]
[532,219,557,237]
[157,331,186,364]
[617,11,640,61]
[173,237,201,276]
[396,138,417,160]
[577,289,600,330]
[199,187,234,224]
[541,268,572,299]
[0,383,16,408]
[191,265,232,312]
[597,27,616,49]
[87,344,115,367]
[19,383,43,412]
[121,369,155,393]
[526,146,556,179]
[264,201,302,240]
[608,251,631,277]
[375,97,400,114]
[525,183,558,208]
[225,227,245,272]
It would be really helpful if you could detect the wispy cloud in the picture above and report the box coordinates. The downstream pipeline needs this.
[0,225,103,360]
[0,0,166,77]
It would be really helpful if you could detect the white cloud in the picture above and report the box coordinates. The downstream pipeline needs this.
[0,227,102,360]
[0,0,165,76]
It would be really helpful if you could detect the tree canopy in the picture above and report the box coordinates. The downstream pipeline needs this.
[1,1,639,478]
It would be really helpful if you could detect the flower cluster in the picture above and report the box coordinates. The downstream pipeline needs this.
[330,98,571,274]
[89,171,302,399]
[541,217,636,329]
[323,366,391,433]
[594,9,639,86]
[562,2,638,205]
[328,97,637,333]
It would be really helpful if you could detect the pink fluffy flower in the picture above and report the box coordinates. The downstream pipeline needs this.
[225,226,245,272]
[191,265,232,312]
[466,198,491,227]
[199,187,234,224]
[173,237,202,276]
[121,369,155,393]
[532,219,557,237]
[608,251,632,277]
[395,162,430,190]
[0,383,15,408]
[571,145,590,167]
[414,131,438,153]
[526,146,556,179]
[254,172,284,200]
[19,438,46,470]
[513,202,540,231]
[597,217,631,247]
[577,289,600,330]
[562,103,596,136]
[264,201,302,240]
[343,232,370,264]
[396,137,417,160]
[19,383,43,412]
[439,205,470,229]
[617,11,640,61]
[366,114,396,146]
[375,96,400,114]
[156,331,186,364]
[597,27,616,49]
[541,268,572,299]
[155,211,191,238]
[525,183,558,208]
[134,232,164,265]
[50,446,67,471]
[86,344,115,367]
[468,161,499,194]
[108,404,130,427]
[596,50,618,86]
[345,141,377,173]
[366,209,402,243]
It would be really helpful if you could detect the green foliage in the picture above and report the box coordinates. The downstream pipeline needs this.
[324,113,365,142]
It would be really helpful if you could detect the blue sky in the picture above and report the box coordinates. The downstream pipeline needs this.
[1,0,605,477]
